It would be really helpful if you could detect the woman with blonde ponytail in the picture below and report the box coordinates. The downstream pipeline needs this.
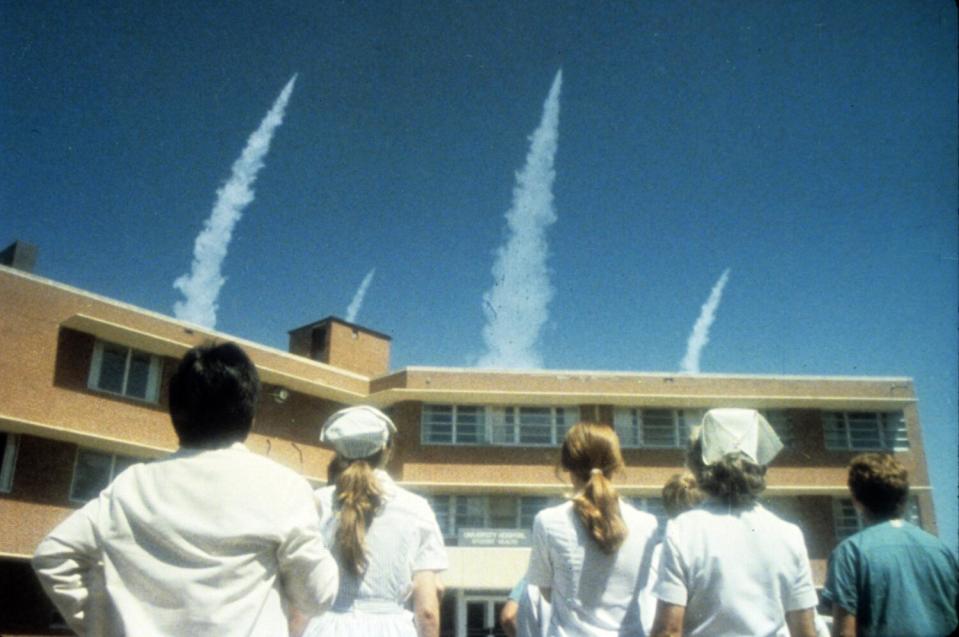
[525,422,659,636]
[301,406,448,637]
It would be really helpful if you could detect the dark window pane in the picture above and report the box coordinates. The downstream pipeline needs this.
[125,352,151,398]
[112,455,140,478]
[97,345,127,394]
[71,450,113,501]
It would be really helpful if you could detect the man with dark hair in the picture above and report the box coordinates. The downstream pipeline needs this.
[33,343,338,636]
[823,453,958,637]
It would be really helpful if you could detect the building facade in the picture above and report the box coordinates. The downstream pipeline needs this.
[0,263,936,636]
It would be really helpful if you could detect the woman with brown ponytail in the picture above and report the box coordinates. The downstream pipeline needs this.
[301,406,448,637]
[525,422,660,636]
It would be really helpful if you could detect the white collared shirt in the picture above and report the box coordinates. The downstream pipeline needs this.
[33,443,339,636]
[313,470,448,611]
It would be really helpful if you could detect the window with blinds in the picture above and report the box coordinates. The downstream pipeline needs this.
[823,411,909,451]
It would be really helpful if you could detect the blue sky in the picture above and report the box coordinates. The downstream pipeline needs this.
[2,1,956,549]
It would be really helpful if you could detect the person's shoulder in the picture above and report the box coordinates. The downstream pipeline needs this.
[534,499,574,526]
[391,483,433,513]
[619,499,659,531]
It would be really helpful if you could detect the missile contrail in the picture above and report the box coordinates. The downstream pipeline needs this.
[345,268,376,323]
[477,70,563,369]
[680,268,731,374]
[173,74,298,328]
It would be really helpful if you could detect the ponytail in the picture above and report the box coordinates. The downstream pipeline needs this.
[562,423,629,554]
[572,470,627,554]
[332,453,385,576]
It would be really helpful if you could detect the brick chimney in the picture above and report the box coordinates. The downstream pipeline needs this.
[288,317,391,376]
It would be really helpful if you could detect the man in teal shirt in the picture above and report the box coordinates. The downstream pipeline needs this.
[823,453,958,636]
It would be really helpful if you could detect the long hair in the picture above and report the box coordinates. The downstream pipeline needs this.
[328,447,388,576]
[686,430,766,510]
[561,423,628,554]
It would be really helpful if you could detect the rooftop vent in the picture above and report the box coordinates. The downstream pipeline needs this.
[0,240,37,273]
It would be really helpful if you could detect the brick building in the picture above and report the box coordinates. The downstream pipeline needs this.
[0,262,935,636]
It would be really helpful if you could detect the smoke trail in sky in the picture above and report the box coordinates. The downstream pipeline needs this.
[680,268,731,374]
[478,70,562,369]
[173,75,298,328]
[345,268,376,323]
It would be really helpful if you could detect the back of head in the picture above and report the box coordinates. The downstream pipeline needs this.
[847,453,909,521]
[169,342,260,447]
[686,430,767,510]
[561,422,628,554]
[662,472,704,519]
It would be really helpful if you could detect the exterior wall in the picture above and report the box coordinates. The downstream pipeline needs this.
[326,320,391,377]
[0,264,945,631]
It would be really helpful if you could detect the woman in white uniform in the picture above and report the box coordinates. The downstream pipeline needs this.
[650,408,819,637]
[526,422,660,636]
[302,406,448,637]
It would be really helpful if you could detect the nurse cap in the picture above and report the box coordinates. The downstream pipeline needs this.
[700,408,783,466]
[320,405,397,459]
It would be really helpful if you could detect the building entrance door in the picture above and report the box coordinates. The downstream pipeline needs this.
[458,593,508,637]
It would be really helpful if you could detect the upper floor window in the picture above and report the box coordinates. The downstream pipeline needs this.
[69,448,144,503]
[421,405,486,444]
[421,404,579,446]
[823,411,909,451]
[491,407,578,446]
[426,494,562,542]
[613,408,701,449]
[0,432,19,493]
[832,496,921,541]
[762,410,793,448]
[87,340,162,403]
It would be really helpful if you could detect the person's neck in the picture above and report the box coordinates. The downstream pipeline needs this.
[862,512,901,527]
[179,438,243,451]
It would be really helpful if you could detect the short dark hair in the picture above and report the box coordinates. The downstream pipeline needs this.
[169,342,260,446]
[847,453,909,520]
[686,431,767,510]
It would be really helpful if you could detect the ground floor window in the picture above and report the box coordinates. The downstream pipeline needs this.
[69,448,145,503]
[0,432,19,493]
[832,496,921,541]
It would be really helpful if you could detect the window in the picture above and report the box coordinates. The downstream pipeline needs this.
[0,432,19,493]
[426,494,561,541]
[823,411,908,451]
[832,496,921,541]
[421,404,487,444]
[613,408,701,449]
[762,410,793,447]
[421,404,578,446]
[87,340,162,403]
[492,406,578,446]
[69,449,144,502]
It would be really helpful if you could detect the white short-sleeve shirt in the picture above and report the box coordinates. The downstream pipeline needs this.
[526,499,659,637]
[304,469,448,637]
[653,502,818,636]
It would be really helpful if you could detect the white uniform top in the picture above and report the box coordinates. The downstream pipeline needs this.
[32,443,339,637]
[526,499,659,637]
[304,470,448,637]
[516,583,553,637]
[653,502,819,637]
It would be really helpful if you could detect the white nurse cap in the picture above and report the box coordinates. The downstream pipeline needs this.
[700,408,783,466]
[320,405,397,459]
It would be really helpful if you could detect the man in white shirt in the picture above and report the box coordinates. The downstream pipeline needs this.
[33,342,339,636]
